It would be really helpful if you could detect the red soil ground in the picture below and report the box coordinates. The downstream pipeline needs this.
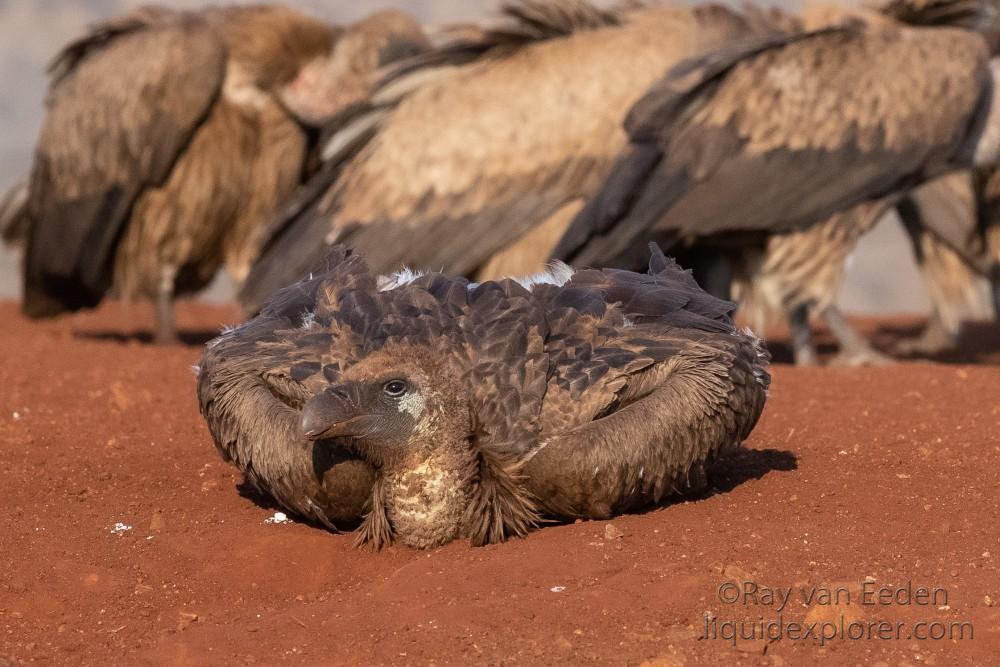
[0,301,998,665]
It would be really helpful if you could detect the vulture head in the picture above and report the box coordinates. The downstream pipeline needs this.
[300,344,469,470]
[198,244,770,551]
[217,7,430,127]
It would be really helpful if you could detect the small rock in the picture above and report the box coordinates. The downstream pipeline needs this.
[604,524,624,540]
[985,595,995,607]
[149,511,165,532]
[178,611,199,631]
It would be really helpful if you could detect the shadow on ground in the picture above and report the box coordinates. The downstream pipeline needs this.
[72,329,221,346]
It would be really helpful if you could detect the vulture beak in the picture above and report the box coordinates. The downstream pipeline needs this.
[300,388,367,440]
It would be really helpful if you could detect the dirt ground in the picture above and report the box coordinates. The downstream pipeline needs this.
[1,300,998,666]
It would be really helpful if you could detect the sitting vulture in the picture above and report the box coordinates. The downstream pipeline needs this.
[16,5,429,342]
[551,0,1000,364]
[238,0,797,312]
[197,244,770,549]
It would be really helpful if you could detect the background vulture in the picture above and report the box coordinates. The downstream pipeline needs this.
[551,0,1000,364]
[14,5,430,342]
[238,0,797,312]
[197,244,769,549]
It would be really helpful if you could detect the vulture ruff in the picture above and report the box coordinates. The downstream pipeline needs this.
[198,244,770,549]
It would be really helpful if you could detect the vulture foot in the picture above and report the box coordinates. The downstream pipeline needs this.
[828,347,893,367]
[821,305,889,366]
[891,315,957,357]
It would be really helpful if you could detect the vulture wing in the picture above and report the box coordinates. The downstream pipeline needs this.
[197,248,382,529]
[553,23,991,265]
[525,246,769,518]
[23,9,226,317]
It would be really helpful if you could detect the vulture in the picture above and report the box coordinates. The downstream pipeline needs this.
[551,0,1000,364]
[238,0,798,312]
[15,5,430,342]
[197,244,770,549]
[895,169,1000,353]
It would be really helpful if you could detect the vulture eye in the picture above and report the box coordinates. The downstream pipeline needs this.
[382,380,408,398]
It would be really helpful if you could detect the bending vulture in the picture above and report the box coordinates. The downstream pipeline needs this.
[238,0,796,312]
[13,5,429,342]
[197,244,770,549]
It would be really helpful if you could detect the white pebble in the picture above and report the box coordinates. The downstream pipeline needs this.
[110,522,132,534]
[264,512,291,524]
[550,586,565,593]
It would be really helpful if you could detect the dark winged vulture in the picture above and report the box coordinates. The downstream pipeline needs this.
[197,244,770,549]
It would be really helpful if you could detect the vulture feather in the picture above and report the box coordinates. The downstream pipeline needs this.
[198,244,770,549]
[239,0,798,312]
[18,5,430,342]
[551,0,1000,364]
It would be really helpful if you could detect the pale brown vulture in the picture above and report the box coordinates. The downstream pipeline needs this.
[197,244,769,549]
[17,5,429,342]
[551,0,1000,364]
[238,0,797,312]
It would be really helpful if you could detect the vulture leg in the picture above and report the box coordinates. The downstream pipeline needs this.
[822,305,891,366]
[154,263,178,344]
[789,304,818,366]
[894,192,992,356]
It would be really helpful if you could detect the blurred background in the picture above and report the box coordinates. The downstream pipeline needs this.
[0,0,928,312]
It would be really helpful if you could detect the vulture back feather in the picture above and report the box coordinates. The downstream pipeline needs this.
[199,244,770,548]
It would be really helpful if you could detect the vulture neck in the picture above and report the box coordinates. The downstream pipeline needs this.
[380,421,477,550]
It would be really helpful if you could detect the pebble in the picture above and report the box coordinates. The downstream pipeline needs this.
[604,524,623,540]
